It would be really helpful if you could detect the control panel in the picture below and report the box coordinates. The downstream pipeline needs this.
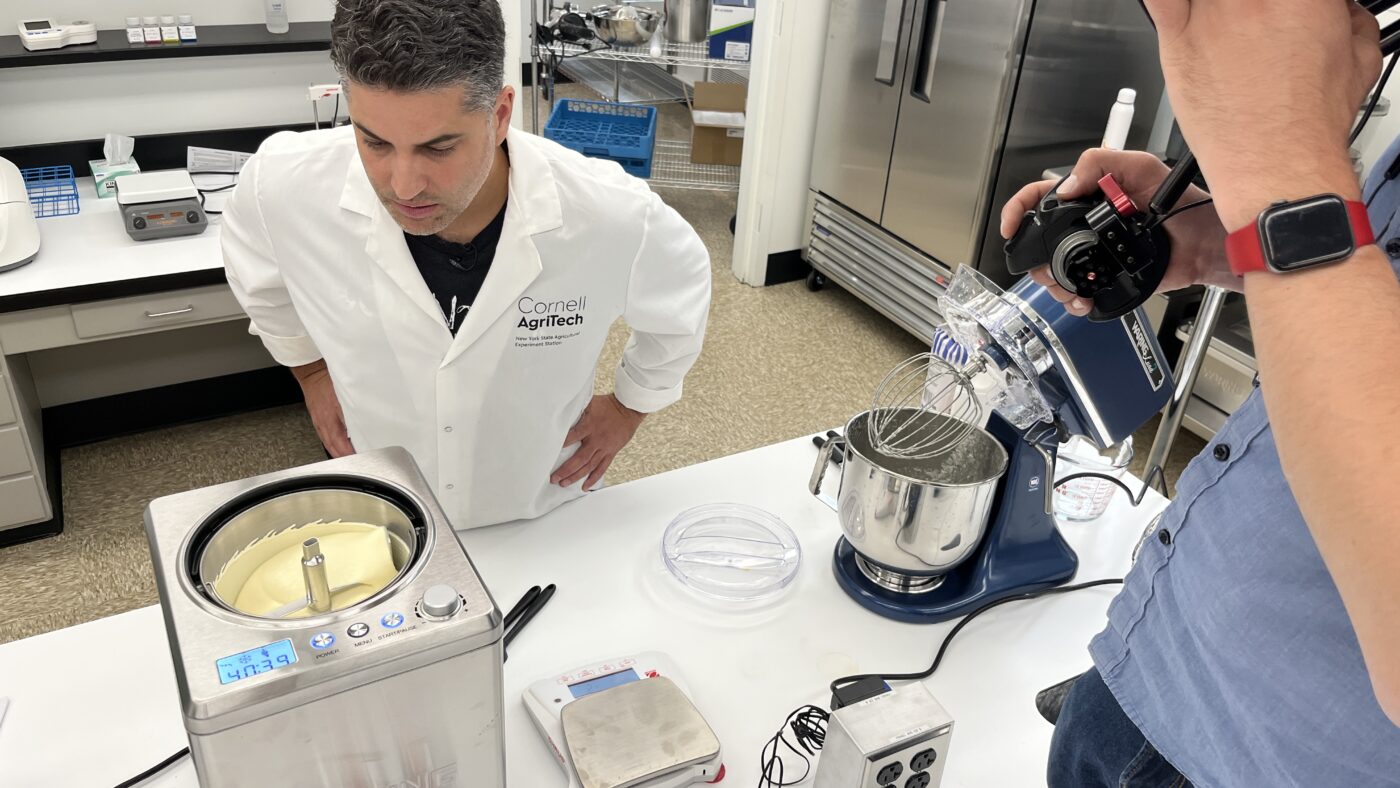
[212,584,465,688]
[121,199,208,241]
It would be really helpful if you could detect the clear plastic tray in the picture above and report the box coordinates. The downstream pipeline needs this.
[662,504,801,602]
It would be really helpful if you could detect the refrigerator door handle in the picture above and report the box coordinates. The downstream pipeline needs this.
[910,0,949,102]
[875,0,910,85]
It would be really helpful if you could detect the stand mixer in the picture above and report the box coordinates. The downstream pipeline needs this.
[810,266,1173,622]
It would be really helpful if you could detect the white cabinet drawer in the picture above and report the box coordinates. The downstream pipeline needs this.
[0,379,14,427]
[0,475,48,530]
[70,286,244,340]
[0,427,31,477]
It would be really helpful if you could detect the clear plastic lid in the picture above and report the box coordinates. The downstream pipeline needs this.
[662,504,801,602]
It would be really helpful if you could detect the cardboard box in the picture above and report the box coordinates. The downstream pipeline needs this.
[690,82,747,167]
[709,0,755,61]
[89,158,141,199]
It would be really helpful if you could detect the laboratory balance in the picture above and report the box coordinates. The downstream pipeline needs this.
[145,448,506,788]
[524,652,724,788]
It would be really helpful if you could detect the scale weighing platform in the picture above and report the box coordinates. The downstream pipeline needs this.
[524,652,725,788]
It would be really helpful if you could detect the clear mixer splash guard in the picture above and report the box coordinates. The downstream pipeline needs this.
[938,267,1054,431]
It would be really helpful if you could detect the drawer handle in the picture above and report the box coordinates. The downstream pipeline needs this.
[144,305,195,319]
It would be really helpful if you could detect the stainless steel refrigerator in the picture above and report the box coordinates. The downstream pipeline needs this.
[805,0,1164,343]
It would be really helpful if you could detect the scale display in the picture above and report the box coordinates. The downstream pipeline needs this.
[216,639,298,685]
[568,668,640,699]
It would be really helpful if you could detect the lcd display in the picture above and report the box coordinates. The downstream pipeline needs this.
[568,668,640,699]
[216,639,298,685]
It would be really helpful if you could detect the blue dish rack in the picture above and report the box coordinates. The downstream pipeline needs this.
[21,165,80,218]
[543,100,658,179]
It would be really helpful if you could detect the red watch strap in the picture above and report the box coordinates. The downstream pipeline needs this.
[1227,199,1374,275]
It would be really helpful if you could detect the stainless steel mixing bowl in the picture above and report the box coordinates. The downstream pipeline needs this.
[189,481,427,619]
[811,410,1008,585]
[590,5,662,46]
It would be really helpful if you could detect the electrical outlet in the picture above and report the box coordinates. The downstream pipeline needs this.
[815,683,953,788]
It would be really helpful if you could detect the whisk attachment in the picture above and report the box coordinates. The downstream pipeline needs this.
[868,352,984,459]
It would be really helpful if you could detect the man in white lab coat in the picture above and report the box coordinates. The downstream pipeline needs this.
[221,0,711,529]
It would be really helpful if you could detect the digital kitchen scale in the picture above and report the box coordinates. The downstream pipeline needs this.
[524,652,725,788]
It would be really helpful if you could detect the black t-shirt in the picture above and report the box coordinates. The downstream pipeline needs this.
[403,200,508,335]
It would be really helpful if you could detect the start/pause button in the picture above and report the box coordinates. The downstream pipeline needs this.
[347,623,370,639]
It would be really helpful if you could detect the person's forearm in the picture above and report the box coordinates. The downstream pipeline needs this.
[1231,188,1400,716]
[290,358,328,386]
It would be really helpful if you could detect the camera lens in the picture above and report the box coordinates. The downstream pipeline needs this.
[1051,230,1109,296]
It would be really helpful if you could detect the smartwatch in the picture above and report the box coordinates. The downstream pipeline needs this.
[1225,195,1374,276]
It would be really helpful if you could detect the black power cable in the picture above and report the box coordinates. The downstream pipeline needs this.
[828,578,1127,697]
[113,747,190,788]
[1353,52,1399,146]
[192,170,242,216]
[757,705,830,788]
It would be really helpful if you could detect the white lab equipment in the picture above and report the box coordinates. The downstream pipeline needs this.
[15,19,97,51]
[114,170,208,241]
[125,17,143,44]
[0,158,41,273]
[142,16,160,44]
[178,14,197,42]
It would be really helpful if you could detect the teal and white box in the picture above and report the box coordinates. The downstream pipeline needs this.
[89,158,141,199]
[708,0,756,62]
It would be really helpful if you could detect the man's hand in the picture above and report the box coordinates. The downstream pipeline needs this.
[999,148,1231,316]
[552,393,646,489]
[292,360,354,458]
[1144,0,1380,230]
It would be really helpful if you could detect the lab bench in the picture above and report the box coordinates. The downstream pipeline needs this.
[0,432,1168,787]
[0,177,292,546]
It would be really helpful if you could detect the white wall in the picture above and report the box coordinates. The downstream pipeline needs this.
[1,1,525,148]
[731,0,830,285]
[0,54,340,148]
[4,0,335,29]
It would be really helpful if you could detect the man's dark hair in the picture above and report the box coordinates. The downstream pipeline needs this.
[330,0,505,112]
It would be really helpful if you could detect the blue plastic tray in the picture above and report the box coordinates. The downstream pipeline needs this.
[543,99,658,179]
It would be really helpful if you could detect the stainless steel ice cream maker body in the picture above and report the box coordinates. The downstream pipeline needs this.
[144,448,505,788]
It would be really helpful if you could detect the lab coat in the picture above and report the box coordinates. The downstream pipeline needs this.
[221,126,711,529]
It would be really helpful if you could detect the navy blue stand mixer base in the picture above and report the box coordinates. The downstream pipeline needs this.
[832,414,1080,624]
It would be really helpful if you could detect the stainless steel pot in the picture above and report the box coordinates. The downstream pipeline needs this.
[810,410,1008,587]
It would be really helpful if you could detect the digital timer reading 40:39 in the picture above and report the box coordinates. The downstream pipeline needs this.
[216,639,299,686]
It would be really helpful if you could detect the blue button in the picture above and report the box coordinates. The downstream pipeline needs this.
[310,632,336,650]
[381,612,404,629]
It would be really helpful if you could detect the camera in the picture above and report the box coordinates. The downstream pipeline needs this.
[1004,173,1172,322]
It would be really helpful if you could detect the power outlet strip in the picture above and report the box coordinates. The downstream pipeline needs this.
[815,683,953,788]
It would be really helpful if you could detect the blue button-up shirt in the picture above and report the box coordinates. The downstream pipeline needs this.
[1089,139,1400,788]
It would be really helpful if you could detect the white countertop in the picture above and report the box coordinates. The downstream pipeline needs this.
[0,175,230,302]
[0,433,1166,788]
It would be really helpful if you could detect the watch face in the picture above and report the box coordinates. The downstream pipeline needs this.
[1261,196,1355,272]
